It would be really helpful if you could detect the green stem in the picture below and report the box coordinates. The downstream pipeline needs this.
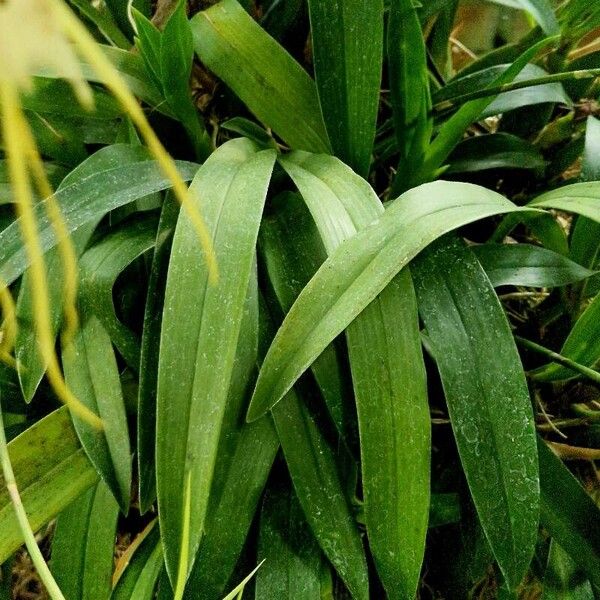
[515,336,600,385]
[433,69,600,113]
[0,403,66,600]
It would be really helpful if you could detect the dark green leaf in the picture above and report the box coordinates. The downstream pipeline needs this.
[538,438,600,588]
[247,180,530,420]
[255,481,325,599]
[446,133,545,174]
[413,237,538,589]
[474,243,595,287]
[308,0,383,175]
[62,301,132,512]
[51,480,120,600]
[388,0,431,191]
[191,0,331,153]
[156,138,275,582]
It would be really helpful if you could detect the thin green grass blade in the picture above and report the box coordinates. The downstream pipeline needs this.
[412,237,539,589]
[0,408,98,563]
[307,0,383,175]
[191,0,330,154]
[279,151,429,598]
[247,180,532,421]
[156,138,275,584]
[51,481,119,600]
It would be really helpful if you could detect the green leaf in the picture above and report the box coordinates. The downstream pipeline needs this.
[160,0,211,159]
[532,292,600,381]
[258,192,356,450]
[62,300,132,513]
[185,276,279,599]
[112,523,163,600]
[484,0,559,35]
[132,10,163,92]
[78,216,157,370]
[255,481,325,598]
[543,540,594,600]
[272,392,369,600]
[156,138,275,583]
[538,439,600,588]
[138,196,179,513]
[51,480,120,600]
[418,38,555,185]
[474,243,595,288]
[412,237,539,589]
[0,157,198,287]
[446,133,545,174]
[569,116,600,303]
[247,180,531,421]
[387,0,432,192]
[530,182,600,222]
[0,408,98,563]
[191,0,331,153]
[34,45,169,117]
[15,144,152,403]
[307,0,383,175]
[279,151,429,598]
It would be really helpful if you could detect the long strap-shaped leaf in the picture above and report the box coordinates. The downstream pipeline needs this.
[247,180,532,420]
[0,158,198,286]
[15,144,154,402]
[156,138,275,583]
[185,275,279,599]
[259,193,354,448]
[138,196,179,513]
[538,438,600,588]
[307,0,383,175]
[255,479,326,598]
[0,408,98,563]
[62,301,132,513]
[388,0,432,194]
[259,200,369,597]
[412,237,539,589]
[78,216,157,370]
[51,480,119,600]
[191,0,331,154]
[530,181,600,222]
[279,152,429,598]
